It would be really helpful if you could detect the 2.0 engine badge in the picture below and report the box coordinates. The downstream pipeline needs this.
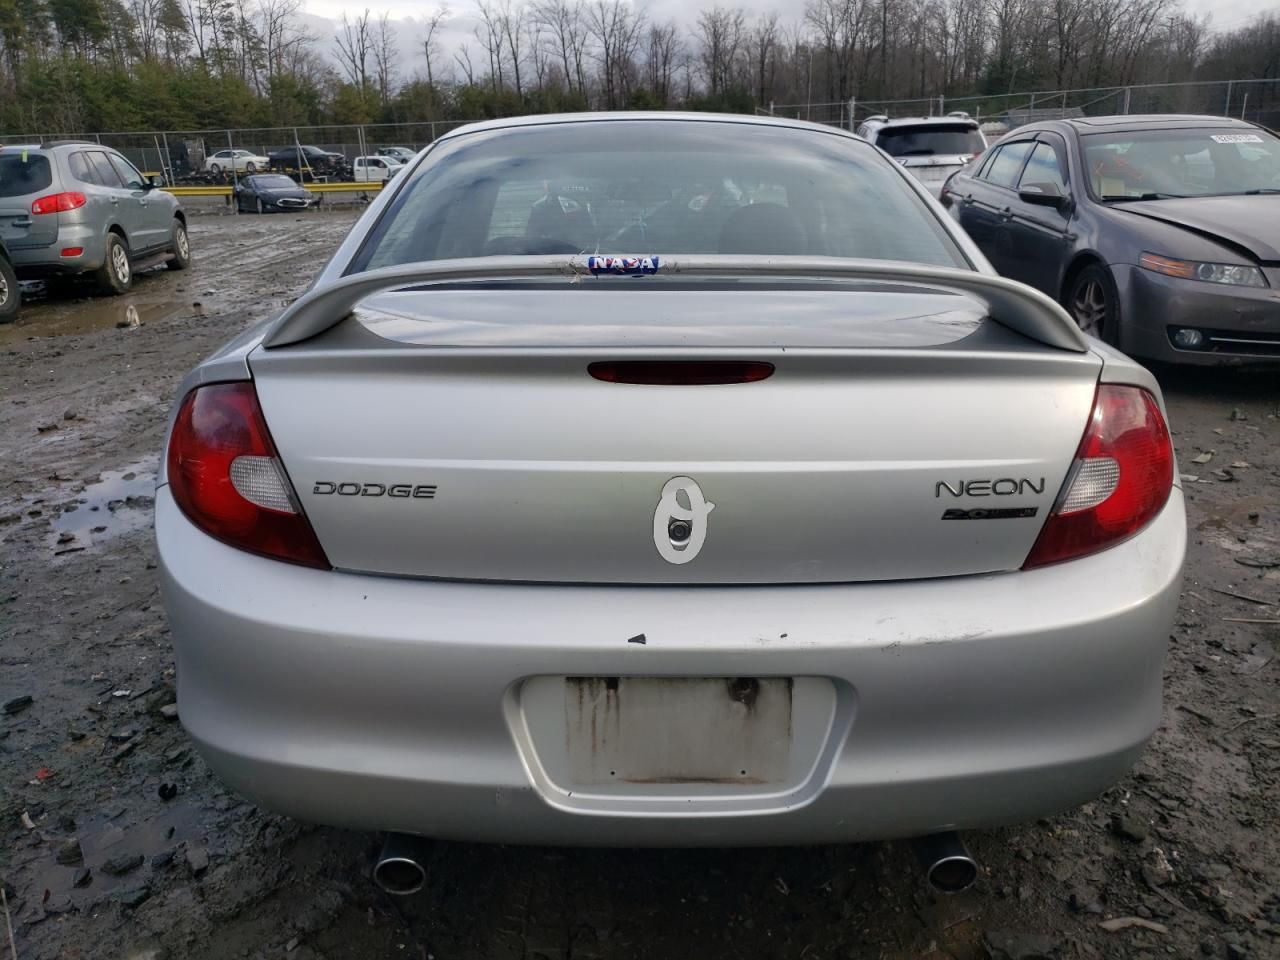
[654,477,714,564]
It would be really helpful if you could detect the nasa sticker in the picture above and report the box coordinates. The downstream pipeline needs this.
[653,477,715,565]
[586,255,661,276]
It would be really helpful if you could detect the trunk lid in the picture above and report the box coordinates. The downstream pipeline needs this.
[250,282,1100,584]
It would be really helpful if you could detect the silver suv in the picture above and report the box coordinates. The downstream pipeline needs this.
[856,113,986,198]
[0,141,189,295]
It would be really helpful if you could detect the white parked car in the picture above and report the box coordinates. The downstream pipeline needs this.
[205,149,270,175]
[857,113,987,198]
[376,146,417,163]
[353,155,404,182]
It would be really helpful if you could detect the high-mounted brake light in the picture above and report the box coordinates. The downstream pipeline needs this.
[589,361,775,385]
[1023,384,1173,569]
[167,382,329,568]
[31,192,87,215]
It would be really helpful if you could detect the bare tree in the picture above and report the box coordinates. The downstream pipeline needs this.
[131,0,166,60]
[454,40,476,84]
[533,0,588,94]
[475,0,505,89]
[257,0,311,84]
[645,19,679,104]
[372,11,397,100]
[334,8,373,90]
[525,11,548,89]
[748,12,778,104]
[587,0,643,108]
[696,6,745,96]
[498,0,525,96]
[421,5,449,87]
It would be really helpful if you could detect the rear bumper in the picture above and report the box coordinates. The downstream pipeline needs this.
[10,224,106,275]
[157,487,1185,846]
[1117,264,1280,365]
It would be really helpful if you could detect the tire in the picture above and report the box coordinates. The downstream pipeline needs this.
[245,161,257,173]
[94,234,132,295]
[167,219,191,271]
[210,163,222,176]
[0,255,19,324]
[1065,263,1118,344]
[256,197,264,214]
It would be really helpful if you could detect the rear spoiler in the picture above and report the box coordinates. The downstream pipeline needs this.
[260,255,1088,353]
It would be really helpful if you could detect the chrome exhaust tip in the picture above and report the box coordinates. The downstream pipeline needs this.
[912,832,978,894]
[372,833,430,895]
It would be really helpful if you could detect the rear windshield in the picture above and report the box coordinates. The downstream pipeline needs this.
[252,175,299,189]
[353,121,965,272]
[0,153,53,197]
[1083,128,1280,199]
[876,125,985,158]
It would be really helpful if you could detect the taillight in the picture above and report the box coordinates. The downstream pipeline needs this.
[31,192,87,215]
[167,382,329,568]
[1023,384,1173,569]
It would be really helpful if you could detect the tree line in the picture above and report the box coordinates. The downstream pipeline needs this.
[0,0,1277,135]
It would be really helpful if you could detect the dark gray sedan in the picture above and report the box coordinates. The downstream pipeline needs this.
[234,174,316,214]
[943,115,1280,364]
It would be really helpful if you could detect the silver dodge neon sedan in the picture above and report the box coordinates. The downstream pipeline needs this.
[157,113,1184,891]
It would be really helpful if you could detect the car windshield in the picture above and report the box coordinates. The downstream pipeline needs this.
[252,175,298,189]
[354,121,965,271]
[876,125,984,158]
[0,153,53,197]
[1084,128,1280,199]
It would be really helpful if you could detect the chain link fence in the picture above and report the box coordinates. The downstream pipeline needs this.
[3,78,1278,180]
[0,120,475,183]
[763,78,1280,135]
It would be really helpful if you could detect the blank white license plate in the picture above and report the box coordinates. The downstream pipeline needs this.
[563,677,793,785]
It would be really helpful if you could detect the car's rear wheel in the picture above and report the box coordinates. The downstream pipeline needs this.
[167,219,191,271]
[95,234,132,295]
[0,255,19,324]
[1066,263,1118,344]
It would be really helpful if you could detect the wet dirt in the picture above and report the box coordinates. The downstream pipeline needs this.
[1,211,1277,960]
[0,297,194,345]
[45,459,157,555]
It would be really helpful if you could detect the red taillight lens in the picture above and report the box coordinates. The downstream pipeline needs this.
[31,192,87,215]
[1023,384,1173,569]
[167,382,329,568]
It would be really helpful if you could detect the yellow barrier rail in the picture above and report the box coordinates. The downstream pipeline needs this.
[162,181,386,198]
[163,185,233,197]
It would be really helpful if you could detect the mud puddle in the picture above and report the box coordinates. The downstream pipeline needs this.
[18,799,216,916]
[0,298,196,345]
[47,458,157,554]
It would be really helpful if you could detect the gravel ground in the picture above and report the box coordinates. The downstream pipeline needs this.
[1,210,1277,960]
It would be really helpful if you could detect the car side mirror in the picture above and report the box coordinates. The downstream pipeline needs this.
[146,174,165,190]
[1019,182,1070,210]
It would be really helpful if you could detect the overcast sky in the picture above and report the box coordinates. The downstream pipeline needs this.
[301,0,1275,89]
